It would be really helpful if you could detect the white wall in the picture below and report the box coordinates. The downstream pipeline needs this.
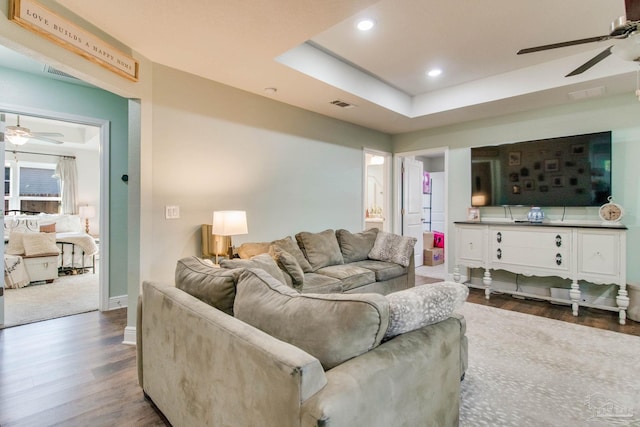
[150,64,392,281]
[393,94,640,282]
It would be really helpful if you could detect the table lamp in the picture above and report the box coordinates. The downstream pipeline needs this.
[212,210,248,259]
[79,205,96,234]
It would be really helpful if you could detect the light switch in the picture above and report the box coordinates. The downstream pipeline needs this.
[165,205,180,219]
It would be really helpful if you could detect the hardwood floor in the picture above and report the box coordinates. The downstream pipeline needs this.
[0,309,167,427]
[1,282,637,427]
[416,274,640,336]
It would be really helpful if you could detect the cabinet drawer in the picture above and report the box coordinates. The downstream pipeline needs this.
[577,231,622,281]
[491,228,570,250]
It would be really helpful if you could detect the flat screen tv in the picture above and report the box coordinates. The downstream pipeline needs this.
[471,131,611,207]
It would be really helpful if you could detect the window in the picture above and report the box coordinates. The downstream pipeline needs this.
[4,162,61,214]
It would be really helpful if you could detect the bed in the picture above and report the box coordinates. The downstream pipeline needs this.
[4,211,98,286]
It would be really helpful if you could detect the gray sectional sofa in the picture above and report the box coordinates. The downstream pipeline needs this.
[137,228,468,427]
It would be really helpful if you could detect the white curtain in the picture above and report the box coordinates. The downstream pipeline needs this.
[55,158,78,214]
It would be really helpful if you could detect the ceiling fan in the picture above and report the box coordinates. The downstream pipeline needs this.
[5,115,64,145]
[517,0,640,77]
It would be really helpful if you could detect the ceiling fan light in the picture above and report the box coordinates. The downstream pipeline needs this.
[7,134,28,145]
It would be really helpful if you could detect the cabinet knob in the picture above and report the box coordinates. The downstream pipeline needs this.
[496,232,502,243]
[555,253,562,265]
[497,248,502,260]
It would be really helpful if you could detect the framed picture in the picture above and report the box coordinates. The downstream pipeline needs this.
[508,151,521,166]
[544,159,560,172]
[512,185,521,194]
[552,176,565,187]
[509,172,519,182]
[423,172,431,194]
[523,179,535,190]
[467,207,481,222]
[571,144,585,155]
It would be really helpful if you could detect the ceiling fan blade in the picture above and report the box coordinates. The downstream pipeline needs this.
[28,135,64,144]
[626,0,640,21]
[565,46,613,77]
[31,132,65,137]
[517,35,611,55]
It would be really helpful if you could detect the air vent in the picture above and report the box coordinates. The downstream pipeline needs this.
[330,99,356,109]
[44,65,80,80]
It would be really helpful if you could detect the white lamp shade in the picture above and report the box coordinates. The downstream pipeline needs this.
[212,211,248,236]
[79,205,96,219]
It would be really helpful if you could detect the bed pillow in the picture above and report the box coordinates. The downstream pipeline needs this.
[22,233,60,256]
[384,281,469,339]
[295,229,344,271]
[55,215,83,233]
[336,228,378,263]
[368,231,416,267]
[6,231,27,255]
[40,223,57,233]
[234,268,389,370]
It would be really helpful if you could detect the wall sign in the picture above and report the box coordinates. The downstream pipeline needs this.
[9,0,139,81]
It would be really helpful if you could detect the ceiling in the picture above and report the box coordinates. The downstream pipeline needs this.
[6,0,640,134]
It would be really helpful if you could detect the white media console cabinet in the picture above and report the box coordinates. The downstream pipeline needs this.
[453,221,629,324]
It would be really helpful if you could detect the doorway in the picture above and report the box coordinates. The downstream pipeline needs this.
[395,147,448,281]
[0,108,108,327]
[364,149,391,232]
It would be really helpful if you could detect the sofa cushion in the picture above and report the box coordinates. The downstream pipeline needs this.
[269,245,304,290]
[237,242,271,259]
[336,228,378,263]
[368,231,417,267]
[300,273,343,294]
[220,253,287,285]
[350,259,408,282]
[295,229,344,271]
[271,236,313,273]
[315,264,376,292]
[234,268,390,370]
[384,281,468,339]
[175,256,238,315]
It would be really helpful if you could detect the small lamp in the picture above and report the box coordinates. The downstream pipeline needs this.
[79,205,96,234]
[212,210,248,259]
[471,194,487,207]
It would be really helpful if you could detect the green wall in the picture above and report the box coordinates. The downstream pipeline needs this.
[0,66,129,298]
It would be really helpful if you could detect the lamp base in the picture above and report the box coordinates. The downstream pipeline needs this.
[84,218,90,234]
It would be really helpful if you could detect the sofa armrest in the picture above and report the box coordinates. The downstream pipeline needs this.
[139,281,327,427]
[300,316,463,427]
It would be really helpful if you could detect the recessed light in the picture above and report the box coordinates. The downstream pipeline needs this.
[356,19,376,31]
[427,68,442,77]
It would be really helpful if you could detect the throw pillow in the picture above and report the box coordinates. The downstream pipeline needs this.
[22,233,60,256]
[368,231,416,267]
[295,229,344,271]
[175,256,239,315]
[384,282,469,339]
[234,268,390,370]
[269,245,304,290]
[271,236,313,273]
[237,242,270,259]
[40,223,57,233]
[6,231,27,255]
[219,253,287,285]
[336,228,378,263]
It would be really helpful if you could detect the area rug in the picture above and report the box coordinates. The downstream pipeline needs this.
[2,273,98,328]
[458,303,640,426]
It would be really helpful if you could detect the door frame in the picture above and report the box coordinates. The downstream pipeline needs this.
[394,147,449,275]
[0,104,110,312]
[363,148,392,232]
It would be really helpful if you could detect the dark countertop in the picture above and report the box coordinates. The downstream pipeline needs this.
[454,221,627,230]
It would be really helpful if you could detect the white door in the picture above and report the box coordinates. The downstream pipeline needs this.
[0,113,5,325]
[402,157,424,266]
[430,172,445,232]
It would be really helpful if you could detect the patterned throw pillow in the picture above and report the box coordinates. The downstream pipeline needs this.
[384,282,468,339]
[368,231,417,267]
[22,233,60,256]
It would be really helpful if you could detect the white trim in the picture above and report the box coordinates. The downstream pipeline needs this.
[122,326,136,346]
[99,122,110,312]
[107,294,127,310]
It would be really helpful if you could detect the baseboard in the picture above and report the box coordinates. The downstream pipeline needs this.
[108,294,128,310]
[123,326,136,346]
